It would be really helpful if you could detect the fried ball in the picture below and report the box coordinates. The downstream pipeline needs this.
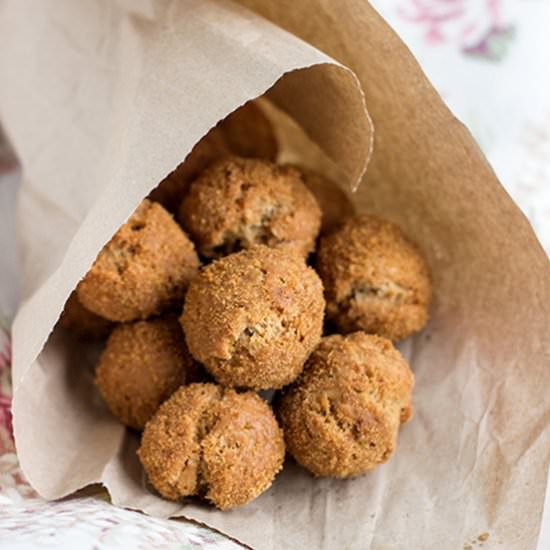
[57,291,112,339]
[138,383,285,510]
[96,317,197,430]
[316,215,431,340]
[77,199,199,322]
[217,100,278,161]
[148,101,277,213]
[179,158,321,258]
[294,167,355,235]
[277,332,414,478]
[181,246,325,390]
[148,128,230,213]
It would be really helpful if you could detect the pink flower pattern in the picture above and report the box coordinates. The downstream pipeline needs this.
[0,321,39,502]
[0,317,243,547]
[0,330,13,446]
[0,326,14,452]
[397,0,515,60]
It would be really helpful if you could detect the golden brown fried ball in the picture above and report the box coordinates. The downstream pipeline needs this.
[181,246,325,390]
[293,167,355,235]
[316,215,431,340]
[96,317,197,430]
[149,101,277,213]
[77,199,199,322]
[217,100,278,161]
[148,128,230,213]
[138,383,285,510]
[57,291,113,339]
[277,332,414,478]
[179,158,321,258]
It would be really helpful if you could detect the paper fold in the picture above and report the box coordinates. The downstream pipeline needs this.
[1,1,549,549]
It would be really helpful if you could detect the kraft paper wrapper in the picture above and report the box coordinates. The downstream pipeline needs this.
[1,1,549,549]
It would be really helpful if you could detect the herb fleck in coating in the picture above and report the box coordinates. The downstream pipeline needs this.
[138,383,285,510]
[277,333,414,478]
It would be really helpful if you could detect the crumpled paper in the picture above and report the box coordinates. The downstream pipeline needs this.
[0,0,549,549]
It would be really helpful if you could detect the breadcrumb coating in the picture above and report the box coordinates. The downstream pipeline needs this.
[181,245,324,390]
[149,101,277,212]
[77,199,199,322]
[277,333,414,478]
[316,215,431,340]
[292,166,354,235]
[138,383,285,509]
[57,291,112,339]
[96,317,197,430]
[217,100,278,161]
[179,158,321,258]
[148,128,230,213]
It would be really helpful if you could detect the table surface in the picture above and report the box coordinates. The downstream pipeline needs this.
[1,1,549,548]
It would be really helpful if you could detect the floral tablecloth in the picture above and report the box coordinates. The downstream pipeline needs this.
[1,1,549,548]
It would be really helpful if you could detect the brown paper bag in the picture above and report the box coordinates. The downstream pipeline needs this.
[1,0,549,549]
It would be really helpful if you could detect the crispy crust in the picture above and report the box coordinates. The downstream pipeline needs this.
[57,291,113,339]
[138,383,285,510]
[277,333,414,478]
[316,215,431,340]
[95,317,197,430]
[181,245,325,390]
[292,166,355,235]
[178,158,321,258]
[148,128,230,213]
[148,101,277,213]
[217,100,278,161]
[77,199,199,322]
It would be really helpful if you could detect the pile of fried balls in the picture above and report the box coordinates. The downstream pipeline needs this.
[59,100,432,510]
